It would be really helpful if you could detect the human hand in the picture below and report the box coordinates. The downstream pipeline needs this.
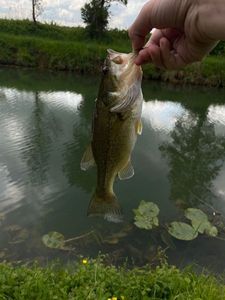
[129,0,221,69]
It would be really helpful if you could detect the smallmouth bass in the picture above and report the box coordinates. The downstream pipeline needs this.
[81,49,143,222]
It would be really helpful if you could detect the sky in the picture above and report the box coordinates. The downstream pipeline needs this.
[0,0,147,29]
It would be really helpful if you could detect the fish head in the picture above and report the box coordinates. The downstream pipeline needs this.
[101,49,142,92]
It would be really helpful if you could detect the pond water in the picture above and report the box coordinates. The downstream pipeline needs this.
[1,67,225,273]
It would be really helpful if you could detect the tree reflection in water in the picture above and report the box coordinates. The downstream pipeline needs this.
[160,111,225,208]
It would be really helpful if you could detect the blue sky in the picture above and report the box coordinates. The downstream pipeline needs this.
[0,0,147,29]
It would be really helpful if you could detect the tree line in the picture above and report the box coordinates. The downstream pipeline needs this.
[32,0,127,37]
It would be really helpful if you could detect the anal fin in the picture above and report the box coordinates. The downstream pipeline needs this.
[80,144,95,171]
[118,160,134,180]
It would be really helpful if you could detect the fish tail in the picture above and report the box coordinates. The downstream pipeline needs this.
[87,191,123,223]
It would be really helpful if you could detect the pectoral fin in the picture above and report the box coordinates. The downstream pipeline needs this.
[80,144,95,171]
[110,82,141,113]
[135,119,143,135]
[118,160,134,180]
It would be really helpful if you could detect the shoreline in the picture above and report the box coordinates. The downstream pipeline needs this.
[0,19,224,88]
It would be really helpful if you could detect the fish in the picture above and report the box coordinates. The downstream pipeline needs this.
[81,49,143,222]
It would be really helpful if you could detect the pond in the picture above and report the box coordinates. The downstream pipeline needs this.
[0,67,225,274]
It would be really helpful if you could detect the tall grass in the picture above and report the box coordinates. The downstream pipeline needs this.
[0,18,224,86]
[0,19,131,72]
[0,258,224,299]
[0,32,130,72]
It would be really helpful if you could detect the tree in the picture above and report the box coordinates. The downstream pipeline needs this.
[32,0,43,23]
[81,0,127,38]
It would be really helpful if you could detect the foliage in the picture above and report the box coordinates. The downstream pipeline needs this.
[133,200,159,230]
[168,208,218,241]
[168,222,198,241]
[0,258,224,299]
[211,40,225,55]
[0,19,130,73]
[133,200,219,241]
[81,0,127,38]
[185,208,217,235]
[0,19,224,86]
[81,0,110,38]
[42,231,65,249]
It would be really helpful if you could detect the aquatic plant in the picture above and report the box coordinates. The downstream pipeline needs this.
[133,200,219,242]
[168,222,198,241]
[133,200,159,230]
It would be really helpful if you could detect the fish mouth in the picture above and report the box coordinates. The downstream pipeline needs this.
[103,49,142,88]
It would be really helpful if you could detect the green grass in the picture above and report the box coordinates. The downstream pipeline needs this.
[0,258,224,300]
[0,32,129,72]
[0,20,131,73]
[0,18,224,86]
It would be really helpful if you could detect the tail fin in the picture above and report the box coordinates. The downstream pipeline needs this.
[87,192,123,223]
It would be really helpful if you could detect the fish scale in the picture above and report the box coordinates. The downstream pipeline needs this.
[81,49,143,223]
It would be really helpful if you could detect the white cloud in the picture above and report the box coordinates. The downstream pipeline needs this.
[0,0,145,28]
[110,0,146,29]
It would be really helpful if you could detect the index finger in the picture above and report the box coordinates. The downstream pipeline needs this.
[129,0,190,52]
[128,1,154,51]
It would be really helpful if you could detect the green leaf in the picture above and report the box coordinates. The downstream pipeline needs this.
[133,201,159,230]
[185,208,208,223]
[185,208,209,233]
[185,208,218,236]
[42,231,65,249]
[191,219,212,234]
[168,222,198,241]
[153,217,159,227]
[205,226,218,237]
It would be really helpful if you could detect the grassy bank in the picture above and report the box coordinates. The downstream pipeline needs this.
[0,19,225,86]
[0,19,130,73]
[0,258,225,299]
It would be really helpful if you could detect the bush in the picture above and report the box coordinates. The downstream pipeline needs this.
[0,258,224,300]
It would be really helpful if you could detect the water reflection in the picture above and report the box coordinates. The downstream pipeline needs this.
[160,105,225,208]
[142,100,186,133]
[62,89,95,194]
[1,68,225,273]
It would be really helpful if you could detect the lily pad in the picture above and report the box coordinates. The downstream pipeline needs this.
[9,228,29,244]
[42,231,65,249]
[185,208,208,221]
[168,222,198,241]
[185,208,218,235]
[205,226,218,237]
[133,201,159,230]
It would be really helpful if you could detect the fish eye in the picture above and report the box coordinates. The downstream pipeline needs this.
[112,56,123,64]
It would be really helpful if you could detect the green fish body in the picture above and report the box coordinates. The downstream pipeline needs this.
[81,49,143,222]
